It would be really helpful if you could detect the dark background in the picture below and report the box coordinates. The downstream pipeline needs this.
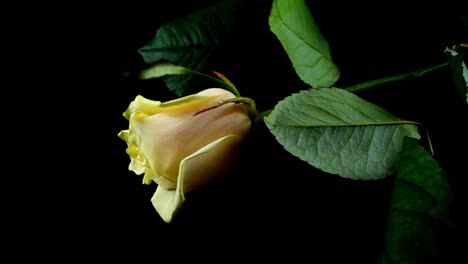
[23,1,466,262]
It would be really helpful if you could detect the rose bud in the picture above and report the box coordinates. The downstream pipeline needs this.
[118,88,251,223]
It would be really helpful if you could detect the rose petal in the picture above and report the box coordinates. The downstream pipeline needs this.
[131,92,249,187]
[151,135,243,223]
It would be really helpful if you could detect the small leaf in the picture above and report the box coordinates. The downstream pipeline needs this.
[264,88,420,180]
[138,0,242,96]
[139,63,189,80]
[445,45,468,104]
[382,138,452,263]
[268,0,340,88]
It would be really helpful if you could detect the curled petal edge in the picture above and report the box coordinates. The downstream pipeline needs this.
[151,135,242,223]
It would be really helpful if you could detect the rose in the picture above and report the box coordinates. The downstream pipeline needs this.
[118,88,251,223]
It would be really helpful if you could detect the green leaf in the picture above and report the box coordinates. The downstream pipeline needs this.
[139,63,189,80]
[445,45,468,104]
[264,88,420,180]
[382,138,452,263]
[268,0,340,88]
[138,0,242,96]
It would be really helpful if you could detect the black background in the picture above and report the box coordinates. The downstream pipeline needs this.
[20,1,467,262]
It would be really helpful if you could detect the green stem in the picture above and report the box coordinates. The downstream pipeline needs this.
[252,109,273,124]
[187,70,241,97]
[259,109,272,118]
[343,62,449,92]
